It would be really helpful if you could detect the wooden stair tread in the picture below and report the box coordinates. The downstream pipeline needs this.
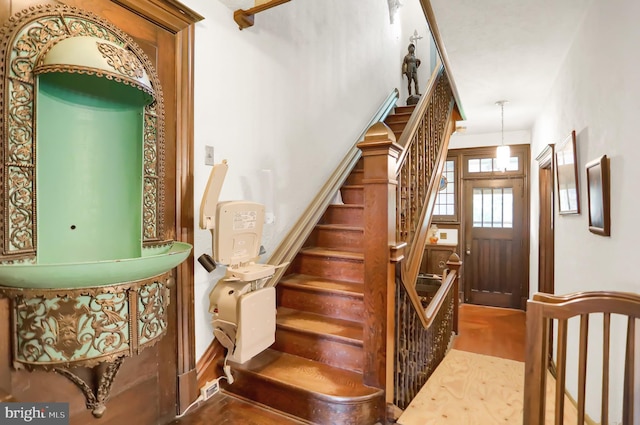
[231,349,381,400]
[300,247,363,260]
[279,274,363,296]
[315,223,363,231]
[277,307,363,344]
[394,105,416,113]
[326,204,363,209]
[384,113,412,123]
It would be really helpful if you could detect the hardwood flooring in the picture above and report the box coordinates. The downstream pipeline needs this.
[453,303,526,362]
[168,393,309,425]
[169,303,526,424]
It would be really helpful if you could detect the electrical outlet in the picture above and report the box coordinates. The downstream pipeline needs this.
[200,379,220,400]
[204,145,214,166]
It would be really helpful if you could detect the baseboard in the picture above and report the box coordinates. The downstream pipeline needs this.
[177,368,198,415]
[196,339,225,389]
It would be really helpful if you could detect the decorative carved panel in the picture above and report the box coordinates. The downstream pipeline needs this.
[0,4,166,262]
[5,273,171,371]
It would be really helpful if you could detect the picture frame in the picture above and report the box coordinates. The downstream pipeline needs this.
[555,130,580,214]
[586,155,610,236]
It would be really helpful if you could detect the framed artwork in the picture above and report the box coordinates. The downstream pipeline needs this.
[555,130,580,214]
[586,155,610,236]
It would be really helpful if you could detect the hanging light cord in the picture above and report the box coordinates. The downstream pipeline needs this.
[501,102,504,145]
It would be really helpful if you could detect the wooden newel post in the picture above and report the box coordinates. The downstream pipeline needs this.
[446,252,462,334]
[357,122,403,404]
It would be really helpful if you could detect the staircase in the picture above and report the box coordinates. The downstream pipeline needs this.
[384,105,416,141]
[220,106,415,425]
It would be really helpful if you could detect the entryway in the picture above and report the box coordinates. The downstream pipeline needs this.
[435,145,530,310]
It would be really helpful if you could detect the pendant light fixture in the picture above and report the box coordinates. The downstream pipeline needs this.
[496,100,510,171]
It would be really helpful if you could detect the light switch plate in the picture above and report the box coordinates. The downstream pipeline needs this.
[205,145,214,166]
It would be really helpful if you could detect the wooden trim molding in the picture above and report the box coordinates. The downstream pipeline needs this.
[112,0,204,414]
[174,20,200,414]
[196,340,225,388]
[536,144,555,168]
[112,0,204,33]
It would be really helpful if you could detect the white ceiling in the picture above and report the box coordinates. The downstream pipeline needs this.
[429,0,592,135]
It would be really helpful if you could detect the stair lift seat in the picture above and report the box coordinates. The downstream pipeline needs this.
[200,161,278,365]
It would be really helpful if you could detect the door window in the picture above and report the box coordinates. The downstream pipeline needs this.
[468,156,519,173]
[472,187,513,228]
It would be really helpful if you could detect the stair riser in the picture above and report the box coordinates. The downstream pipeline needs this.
[386,121,405,133]
[223,371,384,425]
[322,206,363,226]
[340,187,363,205]
[395,105,415,114]
[273,328,363,373]
[293,255,363,283]
[384,113,411,124]
[345,170,364,185]
[277,286,364,322]
[313,228,363,252]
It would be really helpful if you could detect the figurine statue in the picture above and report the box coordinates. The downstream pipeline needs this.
[402,43,422,97]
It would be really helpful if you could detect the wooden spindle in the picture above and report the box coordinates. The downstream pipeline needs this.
[623,317,636,425]
[602,312,610,425]
[556,318,568,425]
[577,314,589,424]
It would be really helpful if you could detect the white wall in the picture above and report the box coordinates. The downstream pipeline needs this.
[529,0,640,421]
[449,129,530,149]
[179,0,432,360]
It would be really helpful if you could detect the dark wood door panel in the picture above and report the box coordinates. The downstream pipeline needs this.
[464,178,525,309]
[468,237,518,308]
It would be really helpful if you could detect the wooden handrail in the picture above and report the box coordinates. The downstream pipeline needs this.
[234,0,291,30]
[419,0,466,121]
[265,89,400,288]
[424,255,461,328]
[423,269,456,325]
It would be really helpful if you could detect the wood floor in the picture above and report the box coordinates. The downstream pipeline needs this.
[169,303,526,424]
[453,303,526,362]
[168,393,309,425]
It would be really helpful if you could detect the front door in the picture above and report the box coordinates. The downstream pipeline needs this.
[464,178,525,308]
[461,146,529,310]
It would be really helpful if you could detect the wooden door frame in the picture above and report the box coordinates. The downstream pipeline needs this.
[536,144,554,295]
[112,0,203,413]
[535,144,555,365]
[450,145,530,310]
